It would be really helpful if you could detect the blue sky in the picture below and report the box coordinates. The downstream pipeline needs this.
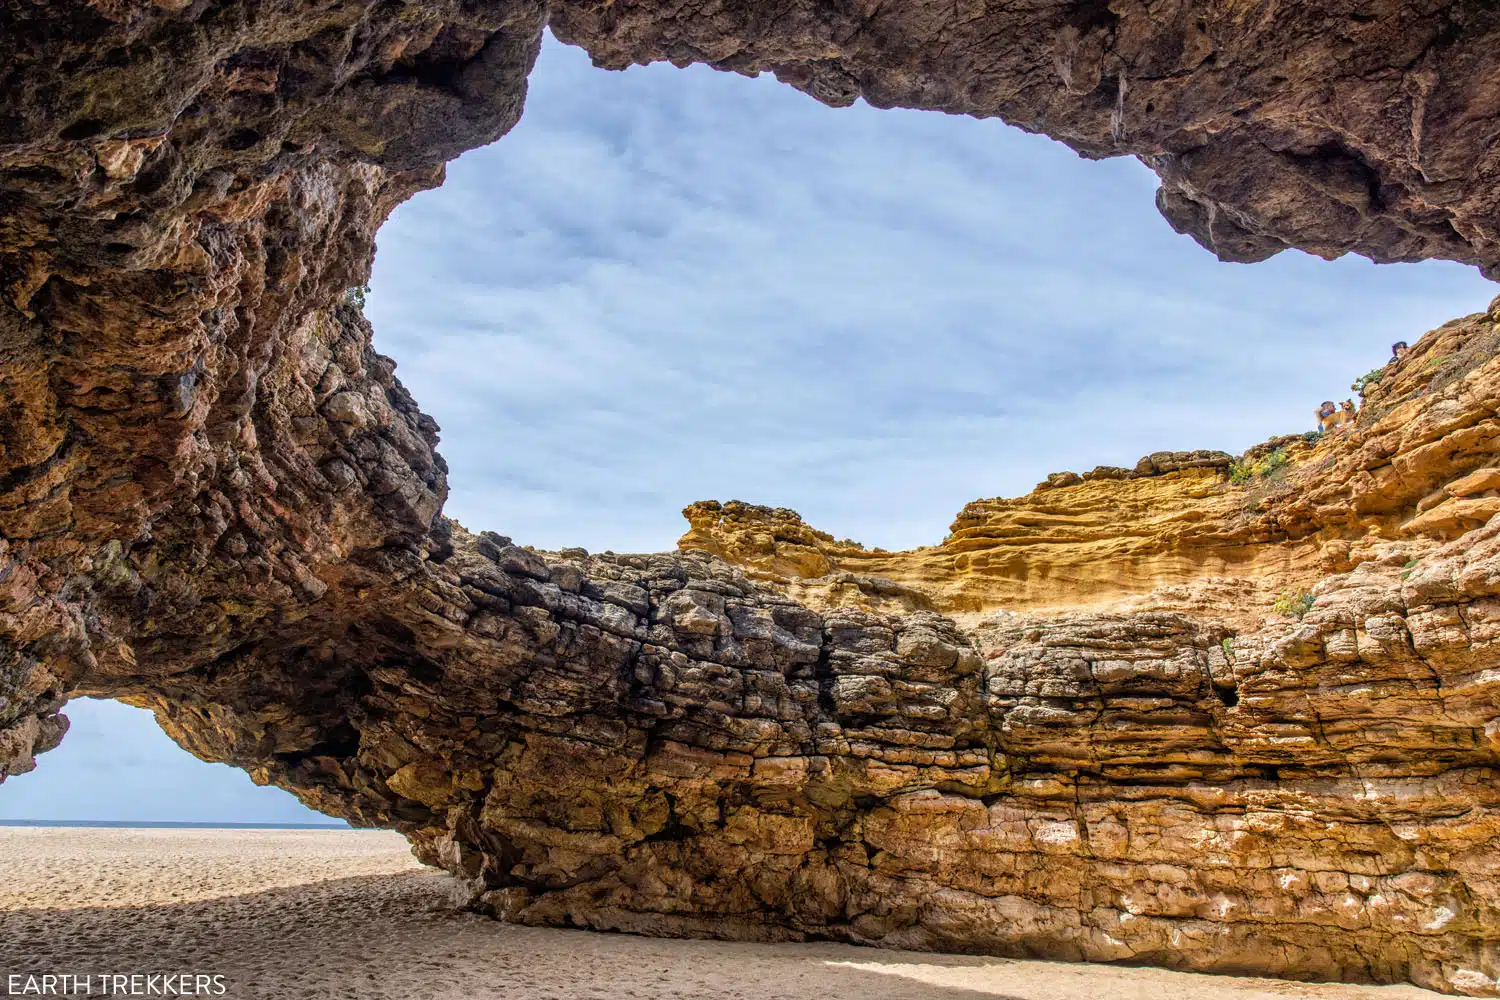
[0,699,332,824]
[4,33,1493,823]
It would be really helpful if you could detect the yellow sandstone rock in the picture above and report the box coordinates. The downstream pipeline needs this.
[681,310,1500,629]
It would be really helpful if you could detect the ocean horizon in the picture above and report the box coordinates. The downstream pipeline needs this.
[0,819,351,829]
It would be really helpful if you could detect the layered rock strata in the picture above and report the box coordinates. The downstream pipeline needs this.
[681,308,1500,619]
[114,406,1500,995]
[5,0,1500,996]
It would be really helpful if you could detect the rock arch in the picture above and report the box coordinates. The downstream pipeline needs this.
[5,1,1500,993]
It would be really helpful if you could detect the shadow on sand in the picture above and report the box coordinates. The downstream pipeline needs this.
[0,868,1030,1000]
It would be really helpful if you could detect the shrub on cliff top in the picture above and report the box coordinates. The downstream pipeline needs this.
[1273,587,1316,619]
[1228,447,1288,486]
[1352,367,1383,399]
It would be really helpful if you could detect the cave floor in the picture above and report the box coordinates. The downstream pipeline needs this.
[0,827,1445,1000]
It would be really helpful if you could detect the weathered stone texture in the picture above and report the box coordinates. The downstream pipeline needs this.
[112,506,1500,996]
[6,0,1500,996]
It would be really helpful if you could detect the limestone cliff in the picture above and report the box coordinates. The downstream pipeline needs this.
[681,306,1500,621]
[553,0,1500,278]
[6,1,1500,996]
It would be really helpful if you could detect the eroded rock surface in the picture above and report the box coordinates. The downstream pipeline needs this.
[0,0,546,779]
[6,1,1500,996]
[113,475,1500,996]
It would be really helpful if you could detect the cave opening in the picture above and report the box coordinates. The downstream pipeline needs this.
[365,33,1495,558]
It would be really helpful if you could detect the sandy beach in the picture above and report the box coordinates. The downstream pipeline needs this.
[0,826,1447,1000]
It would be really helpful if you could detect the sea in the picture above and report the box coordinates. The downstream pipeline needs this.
[0,819,349,829]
